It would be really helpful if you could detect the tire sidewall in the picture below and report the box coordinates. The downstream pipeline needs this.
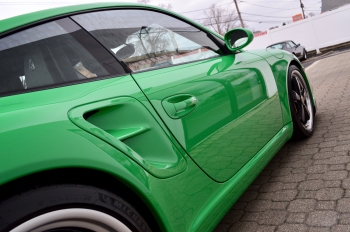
[0,185,151,232]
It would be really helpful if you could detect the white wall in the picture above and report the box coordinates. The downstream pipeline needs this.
[246,4,350,53]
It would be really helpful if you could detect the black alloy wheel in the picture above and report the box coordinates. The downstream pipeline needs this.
[288,65,314,139]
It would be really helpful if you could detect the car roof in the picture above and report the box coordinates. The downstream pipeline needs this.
[0,3,155,35]
[0,2,223,40]
[267,40,293,47]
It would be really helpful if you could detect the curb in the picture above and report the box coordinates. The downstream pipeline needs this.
[305,60,320,71]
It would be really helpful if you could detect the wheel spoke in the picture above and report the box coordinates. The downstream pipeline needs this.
[297,101,311,124]
[292,90,301,101]
[303,103,311,122]
[294,76,303,93]
[292,76,303,100]
[301,105,306,123]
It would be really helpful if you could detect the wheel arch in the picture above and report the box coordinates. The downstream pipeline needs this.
[289,59,316,111]
[0,167,163,232]
[273,57,316,126]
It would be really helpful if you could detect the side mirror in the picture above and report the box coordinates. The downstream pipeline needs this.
[224,28,254,52]
[296,43,300,47]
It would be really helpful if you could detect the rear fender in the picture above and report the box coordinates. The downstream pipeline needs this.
[0,121,170,231]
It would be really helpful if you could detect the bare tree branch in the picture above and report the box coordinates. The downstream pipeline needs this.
[202,4,239,35]
[158,3,173,10]
[137,0,151,4]
[137,0,172,10]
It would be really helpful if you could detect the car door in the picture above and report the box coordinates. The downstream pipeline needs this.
[73,9,284,182]
[0,17,187,179]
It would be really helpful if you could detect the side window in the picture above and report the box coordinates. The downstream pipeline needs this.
[72,10,221,72]
[288,41,296,48]
[0,18,125,95]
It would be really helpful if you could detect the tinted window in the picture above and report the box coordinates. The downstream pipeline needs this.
[0,18,125,95]
[72,10,220,72]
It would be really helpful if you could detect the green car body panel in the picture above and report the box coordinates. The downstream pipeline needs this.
[0,3,316,231]
[132,52,284,182]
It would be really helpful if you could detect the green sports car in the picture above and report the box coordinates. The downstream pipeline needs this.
[0,3,316,232]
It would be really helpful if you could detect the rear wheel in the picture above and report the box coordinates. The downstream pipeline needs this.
[0,184,152,232]
[288,65,314,139]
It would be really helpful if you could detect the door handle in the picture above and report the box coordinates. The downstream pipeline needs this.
[162,94,198,119]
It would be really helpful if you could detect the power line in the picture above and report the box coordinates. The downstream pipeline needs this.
[192,14,236,21]
[240,0,299,3]
[192,12,291,20]
[304,5,322,8]
[305,2,322,6]
[241,0,319,2]
[241,12,291,18]
[192,12,291,21]
[239,1,300,10]
[179,2,233,14]
[202,17,286,26]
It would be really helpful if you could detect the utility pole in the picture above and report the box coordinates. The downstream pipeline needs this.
[299,0,306,19]
[233,0,245,28]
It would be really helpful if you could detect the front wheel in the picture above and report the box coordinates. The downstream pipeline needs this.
[302,49,307,60]
[0,184,152,232]
[288,65,315,139]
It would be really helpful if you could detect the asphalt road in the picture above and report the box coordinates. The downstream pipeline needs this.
[302,46,350,69]
[215,49,350,232]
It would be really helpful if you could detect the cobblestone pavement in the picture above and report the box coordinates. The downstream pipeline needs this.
[215,51,350,232]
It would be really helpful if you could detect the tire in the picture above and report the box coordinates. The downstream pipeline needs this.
[0,184,152,232]
[288,65,315,139]
[302,49,307,60]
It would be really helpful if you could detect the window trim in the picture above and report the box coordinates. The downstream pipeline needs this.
[0,74,132,98]
[0,7,227,48]
[70,16,132,73]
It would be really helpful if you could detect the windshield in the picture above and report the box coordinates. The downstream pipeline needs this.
[267,43,284,49]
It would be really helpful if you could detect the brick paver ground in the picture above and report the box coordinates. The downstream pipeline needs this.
[215,51,350,232]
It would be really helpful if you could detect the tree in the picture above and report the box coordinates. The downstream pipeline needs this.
[137,0,172,10]
[137,0,151,4]
[127,26,173,58]
[202,4,239,35]
[157,3,172,10]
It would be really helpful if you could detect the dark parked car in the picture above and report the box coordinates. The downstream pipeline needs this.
[267,40,308,60]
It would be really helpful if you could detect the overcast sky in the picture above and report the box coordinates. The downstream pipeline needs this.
[0,0,322,31]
